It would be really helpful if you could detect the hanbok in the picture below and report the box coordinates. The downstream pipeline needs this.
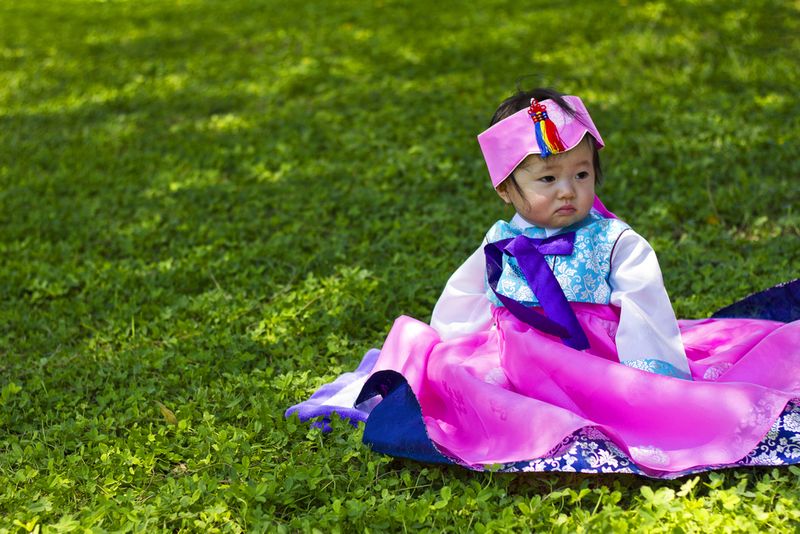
[287,204,800,479]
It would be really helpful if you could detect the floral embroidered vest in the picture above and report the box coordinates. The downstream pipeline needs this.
[485,210,630,307]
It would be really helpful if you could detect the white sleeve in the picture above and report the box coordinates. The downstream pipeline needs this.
[430,242,493,340]
[609,230,691,377]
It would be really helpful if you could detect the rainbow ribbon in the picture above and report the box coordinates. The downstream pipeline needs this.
[528,99,567,157]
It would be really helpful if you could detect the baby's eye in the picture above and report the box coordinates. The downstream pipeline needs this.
[538,175,556,183]
[576,171,590,180]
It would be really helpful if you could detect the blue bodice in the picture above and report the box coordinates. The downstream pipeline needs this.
[485,211,630,307]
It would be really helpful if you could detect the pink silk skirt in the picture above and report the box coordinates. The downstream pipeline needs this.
[368,303,800,474]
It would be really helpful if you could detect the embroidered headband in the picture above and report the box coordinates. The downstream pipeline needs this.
[477,95,604,188]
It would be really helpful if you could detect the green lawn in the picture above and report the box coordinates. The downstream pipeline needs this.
[1,0,799,531]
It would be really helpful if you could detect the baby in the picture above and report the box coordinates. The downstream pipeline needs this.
[288,87,800,478]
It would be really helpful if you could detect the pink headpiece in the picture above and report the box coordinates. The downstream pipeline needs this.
[477,95,604,188]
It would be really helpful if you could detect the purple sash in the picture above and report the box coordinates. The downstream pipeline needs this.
[484,232,590,350]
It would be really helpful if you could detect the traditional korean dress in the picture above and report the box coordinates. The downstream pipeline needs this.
[287,207,800,479]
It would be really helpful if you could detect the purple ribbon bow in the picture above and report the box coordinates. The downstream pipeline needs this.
[484,232,590,350]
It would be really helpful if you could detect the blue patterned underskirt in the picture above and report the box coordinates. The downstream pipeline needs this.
[494,399,800,478]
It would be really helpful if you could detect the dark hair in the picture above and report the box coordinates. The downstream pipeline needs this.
[490,87,604,197]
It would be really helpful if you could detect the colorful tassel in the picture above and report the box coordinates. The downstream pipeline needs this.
[528,99,566,157]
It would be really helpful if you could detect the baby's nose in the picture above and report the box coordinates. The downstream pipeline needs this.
[557,181,576,198]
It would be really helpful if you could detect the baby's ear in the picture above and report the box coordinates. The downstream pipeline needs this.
[495,181,512,204]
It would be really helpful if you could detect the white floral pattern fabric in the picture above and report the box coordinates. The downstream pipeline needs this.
[484,400,800,479]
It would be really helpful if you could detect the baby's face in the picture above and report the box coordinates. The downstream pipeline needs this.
[497,137,596,228]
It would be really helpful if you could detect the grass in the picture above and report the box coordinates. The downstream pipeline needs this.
[1,0,799,531]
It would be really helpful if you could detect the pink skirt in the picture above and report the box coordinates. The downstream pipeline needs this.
[362,303,800,475]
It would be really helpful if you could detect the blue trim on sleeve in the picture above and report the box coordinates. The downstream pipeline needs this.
[622,359,693,380]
